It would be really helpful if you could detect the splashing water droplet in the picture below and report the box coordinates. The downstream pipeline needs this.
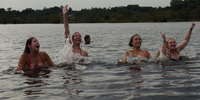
[55,38,90,68]
[180,46,196,59]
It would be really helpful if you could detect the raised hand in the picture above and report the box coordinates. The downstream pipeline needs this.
[190,22,196,30]
[160,32,167,55]
[63,5,69,15]
[160,32,166,41]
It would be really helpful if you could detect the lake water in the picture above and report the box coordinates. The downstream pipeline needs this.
[0,22,200,100]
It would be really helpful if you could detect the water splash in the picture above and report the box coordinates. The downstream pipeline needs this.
[126,51,149,64]
[180,46,196,59]
[149,50,169,63]
[55,38,90,69]
[150,46,196,63]
[2,67,17,75]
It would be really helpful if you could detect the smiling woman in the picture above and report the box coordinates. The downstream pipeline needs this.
[63,5,88,57]
[120,34,151,63]
[17,37,55,71]
[159,22,196,60]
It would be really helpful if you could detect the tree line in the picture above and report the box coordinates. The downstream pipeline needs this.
[0,0,200,24]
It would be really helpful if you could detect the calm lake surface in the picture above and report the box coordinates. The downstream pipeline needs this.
[0,22,200,100]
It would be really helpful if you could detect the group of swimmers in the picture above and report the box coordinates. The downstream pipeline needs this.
[121,20,195,62]
[17,4,196,71]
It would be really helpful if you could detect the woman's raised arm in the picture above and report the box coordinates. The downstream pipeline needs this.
[63,5,70,39]
[160,32,167,55]
[177,22,196,52]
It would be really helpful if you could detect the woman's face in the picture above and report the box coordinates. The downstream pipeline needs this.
[73,32,82,44]
[29,38,40,51]
[132,35,142,47]
[86,37,91,42]
[167,38,177,50]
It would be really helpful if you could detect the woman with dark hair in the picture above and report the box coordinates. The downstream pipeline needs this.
[63,5,88,57]
[120,34,151,63]
[17,37,55,71]
[84,35,91,44]
[159,22,196,60]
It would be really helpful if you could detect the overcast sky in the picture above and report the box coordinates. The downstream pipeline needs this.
[0,0,171,11]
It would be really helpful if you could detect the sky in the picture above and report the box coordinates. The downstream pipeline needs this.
[0,0,171,11]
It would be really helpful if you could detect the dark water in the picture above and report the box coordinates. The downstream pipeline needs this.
[0,22,200,100]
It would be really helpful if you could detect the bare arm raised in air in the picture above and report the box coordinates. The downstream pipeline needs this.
[176,22,196,52]
[63,5,70,39]
[160,32,167,55]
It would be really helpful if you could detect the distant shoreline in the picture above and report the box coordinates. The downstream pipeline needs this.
[1,1,200,24]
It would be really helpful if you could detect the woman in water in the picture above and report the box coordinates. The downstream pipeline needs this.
[63,5,88,57]
[159,22,196,60]
[120,34,151,63]
[17,37,55,71]
[84,35,91,44]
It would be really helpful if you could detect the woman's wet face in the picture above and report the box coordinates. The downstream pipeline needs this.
[29,38,40,51]
[167,38,177,50]
[86,37,91,42]
[73,32,82,44]
[132,35,142,47]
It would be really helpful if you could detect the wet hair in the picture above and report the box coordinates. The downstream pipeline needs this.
[23,37,35,54]
[84,35,90,41]
[128,34,141,47]
[166,38,175,49]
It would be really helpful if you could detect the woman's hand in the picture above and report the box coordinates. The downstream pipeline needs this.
[160,32,167,55]
[160,32,166,42]
[63,5,69,15]
[190,22,196,30]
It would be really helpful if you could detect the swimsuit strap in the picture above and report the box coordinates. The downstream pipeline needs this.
[169,50,180,60]
[27,53,45,69]
[131,49,147,57]
[38,53,45,64]
[168,51,171,59]
[127,50,133,57]
[141,50,147,57]
[132,50,134,57]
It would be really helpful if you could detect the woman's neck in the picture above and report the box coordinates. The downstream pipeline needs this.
[29,51,39,57]
[73,44,81,50]
[72,44,81,55]
[133,46,141,52]
[168,48,177,53]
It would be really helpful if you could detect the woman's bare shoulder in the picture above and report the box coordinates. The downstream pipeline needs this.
[39,51,48,55]
[20,53,28,59]
[81,49,88,57]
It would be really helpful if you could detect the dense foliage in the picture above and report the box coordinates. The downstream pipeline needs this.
[0,0,200,24]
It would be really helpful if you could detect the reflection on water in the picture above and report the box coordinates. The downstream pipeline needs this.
[0,23,200,100]
[22,69,51,97]
[127,65,143,89]
[23,68,51,78]
[62,70,84,85]
[24,90,45,97]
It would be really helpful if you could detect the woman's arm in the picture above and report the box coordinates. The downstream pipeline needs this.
[120,51,129,63]
[63,5,70,39]
[177,22,196,52]
[144,50,151,59]
[17,54,26,71]
[160,32,167,55]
